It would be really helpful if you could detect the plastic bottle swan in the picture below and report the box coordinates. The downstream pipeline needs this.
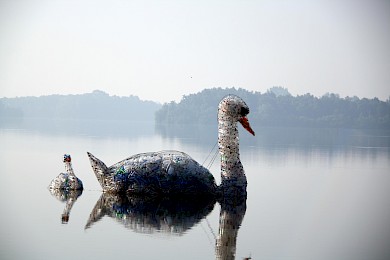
[87,95,255,197]
[49,154,83,190]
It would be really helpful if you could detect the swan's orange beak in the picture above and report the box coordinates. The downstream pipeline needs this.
[239,117,255,136]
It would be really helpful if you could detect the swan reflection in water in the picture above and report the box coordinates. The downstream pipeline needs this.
[85,193,216,234]
[216,197,247,260]
[85,193,247,259]
[48,188,83,224]
[48,185,248,259]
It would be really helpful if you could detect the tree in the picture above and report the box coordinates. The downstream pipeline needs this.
[267,86,291,97]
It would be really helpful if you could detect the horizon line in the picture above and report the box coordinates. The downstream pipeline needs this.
[0,87,388,103]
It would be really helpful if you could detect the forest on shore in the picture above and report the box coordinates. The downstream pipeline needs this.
[155,87,390,129]
[0,90,161,121]
[1,87,389,129]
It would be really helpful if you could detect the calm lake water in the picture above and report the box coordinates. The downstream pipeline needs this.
[0,119,389,260]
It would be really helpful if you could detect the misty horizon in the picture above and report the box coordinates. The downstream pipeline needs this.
[1,87,389,103]
[2,87,389,130]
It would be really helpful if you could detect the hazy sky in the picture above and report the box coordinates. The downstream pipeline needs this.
[0,0,389,103]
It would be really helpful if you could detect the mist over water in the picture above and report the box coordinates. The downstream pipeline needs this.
[0,119,389,260]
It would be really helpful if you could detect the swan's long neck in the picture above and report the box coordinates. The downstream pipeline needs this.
[218,116,247,194]
[62,197,76,224]
[218,119,241,177]
[65,162,75,176]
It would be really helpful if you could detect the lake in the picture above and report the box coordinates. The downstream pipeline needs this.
[0,118,389,260]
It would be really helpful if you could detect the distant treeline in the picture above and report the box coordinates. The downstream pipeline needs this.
[0,90,161,121]
[2,88,389,129]
[155,87,390,129]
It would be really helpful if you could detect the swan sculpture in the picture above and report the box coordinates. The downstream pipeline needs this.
[49,154,83,190]
[87,95,255,197]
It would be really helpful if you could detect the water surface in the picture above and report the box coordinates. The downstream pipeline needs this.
[0,119,389,260]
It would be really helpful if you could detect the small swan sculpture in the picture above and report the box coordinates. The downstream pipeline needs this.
[87,95,255,197]
[49,154,83,191]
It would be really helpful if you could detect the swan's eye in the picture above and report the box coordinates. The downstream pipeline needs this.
[240,107,249,116]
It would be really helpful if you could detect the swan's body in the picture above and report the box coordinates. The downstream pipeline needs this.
[88,95,254,197]
[49,154,83,191]
[87,150,216,195]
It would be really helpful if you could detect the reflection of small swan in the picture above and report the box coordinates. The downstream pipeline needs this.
[85,193,216,234]
[87,95,255,197]
[48,188,83,224]
[49,154,83,191]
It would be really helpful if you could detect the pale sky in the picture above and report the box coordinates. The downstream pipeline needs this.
[0,0,389,103]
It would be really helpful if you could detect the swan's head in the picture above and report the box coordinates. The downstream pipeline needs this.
[218,95,255,136]
[63,154,71,162]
